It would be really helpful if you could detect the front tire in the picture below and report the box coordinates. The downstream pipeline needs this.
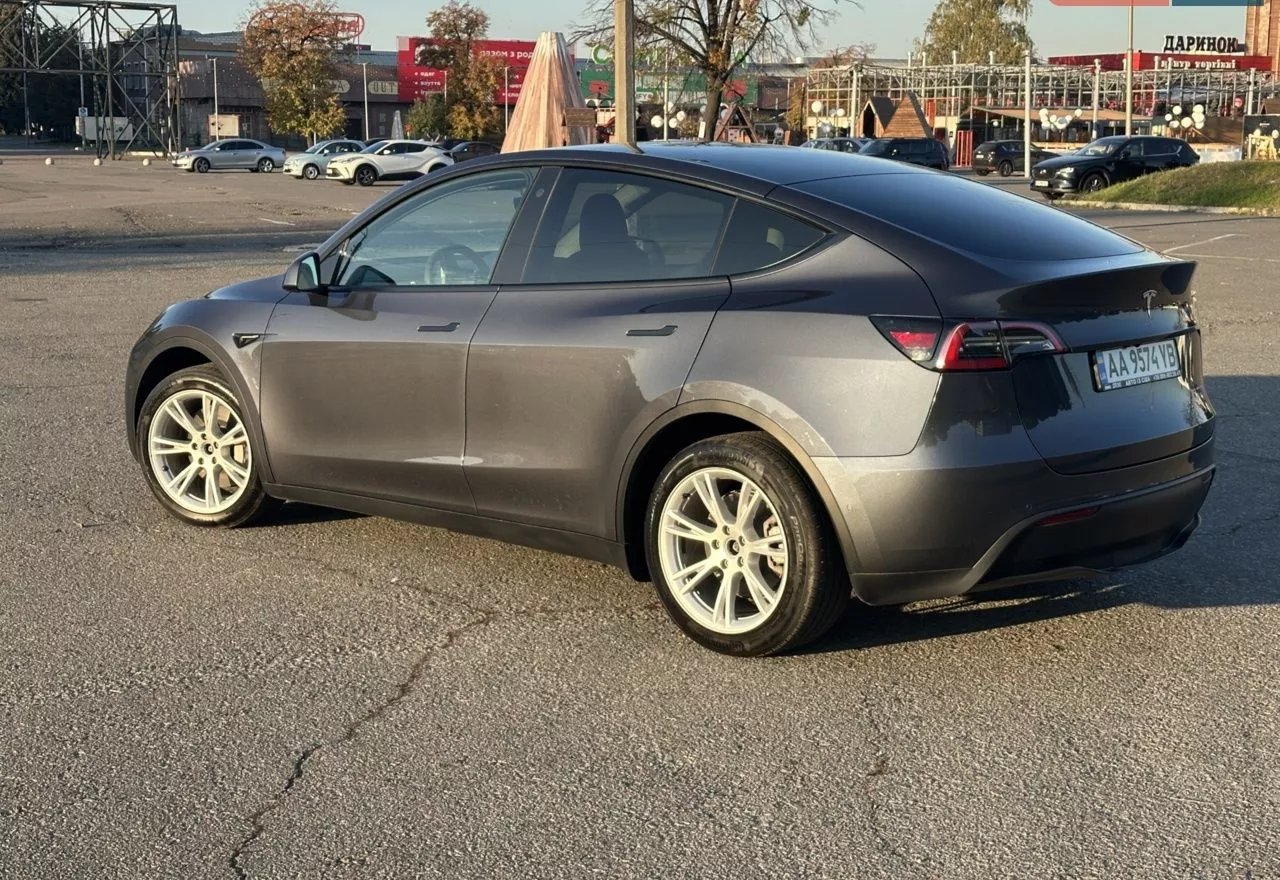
[137,365,278,528]
[355,165,377,186]
[302,163,320,180]
[194,157,210,174]
[645,432,848,657]
[1080,172,1107,194]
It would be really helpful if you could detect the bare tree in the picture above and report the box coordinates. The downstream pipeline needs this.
[574,0,853,140]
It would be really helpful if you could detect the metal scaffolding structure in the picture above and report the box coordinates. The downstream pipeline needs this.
[0,0,180,157]
[805,62,1278,139]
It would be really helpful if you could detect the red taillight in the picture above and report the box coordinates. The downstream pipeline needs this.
[874,316,1065,372]
[1037,506,1100,527]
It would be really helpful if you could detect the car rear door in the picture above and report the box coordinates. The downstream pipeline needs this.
[259,166,538,511]
[463,166,735,538]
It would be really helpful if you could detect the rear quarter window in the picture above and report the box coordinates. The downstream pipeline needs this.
[793,173,1143,262]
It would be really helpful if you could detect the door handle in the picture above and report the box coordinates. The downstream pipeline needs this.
[418,322,460,333]
[627,324,677,338]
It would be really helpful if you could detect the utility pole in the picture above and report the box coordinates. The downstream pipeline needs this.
[613,0,635,144]
[1092,58,1100,139]
[1125,2,1134,136]
[362,62,370,140]
[504,66,511,131]
[1023,49,1032,178]
[212,57,220,138]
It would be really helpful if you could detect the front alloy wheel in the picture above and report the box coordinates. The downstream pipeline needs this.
[302,163,320,180]
[138,365,277,527]
[1081,172,1106,193]
[646,433,848,656]
[355,165,377,186]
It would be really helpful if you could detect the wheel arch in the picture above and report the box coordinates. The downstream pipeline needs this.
[128,334,275,484]
[616,401,860,583]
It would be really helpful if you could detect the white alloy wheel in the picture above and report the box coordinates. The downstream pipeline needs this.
[147,388,252,515]
[657,466,789,635]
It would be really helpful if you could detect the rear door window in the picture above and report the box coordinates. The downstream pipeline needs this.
[794,173,1143,262]
[713,200,827,275]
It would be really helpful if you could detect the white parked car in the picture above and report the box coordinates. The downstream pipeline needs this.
[282,139,366,180]
[325,140,455,186]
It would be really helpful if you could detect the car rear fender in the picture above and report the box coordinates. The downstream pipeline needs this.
[614,399,863,581]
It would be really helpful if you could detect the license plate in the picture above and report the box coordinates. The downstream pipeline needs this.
[1092,339,1181,392]
[1034,179,1049,187]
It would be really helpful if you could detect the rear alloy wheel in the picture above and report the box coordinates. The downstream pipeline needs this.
[1081,172,1107,194]
[138,365,278,528]
[257,157,275,173]
[998,159,1014,177]
[302,163,320,180]
[646,432,848,656]
[194,157,210,174]
[355,165,377,186]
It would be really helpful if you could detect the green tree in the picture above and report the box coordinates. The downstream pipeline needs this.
[418,1,502,140]
[0,15,82,137]
[575,0,852,141]
[241,0,350,142]
[915,0,1033,65]
[405,93,449,140]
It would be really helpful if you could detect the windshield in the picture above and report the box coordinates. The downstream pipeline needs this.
[1077,138,1125,156]
[304,142,326,154]
[360,141,389,154]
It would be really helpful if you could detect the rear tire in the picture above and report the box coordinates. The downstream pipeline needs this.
[136,365,280,529]
[645,432,849,657]
[257,157,275,173]
[974,169,990,176]
[998,160,1013,177]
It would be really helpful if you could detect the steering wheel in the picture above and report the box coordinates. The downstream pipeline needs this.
[426,244,489,285]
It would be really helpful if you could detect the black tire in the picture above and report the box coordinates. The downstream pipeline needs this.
[355,165,377,186]
[1041,192,1064,201]
[302,163,320,180]
[341,179,356,186]
[257,157,275,173]
[1080,172,1107,194]
[136,365,279,528]
[644,432,849,657]
[194,157,210,174]
[998,160,1014,177]
[974,169,991,176]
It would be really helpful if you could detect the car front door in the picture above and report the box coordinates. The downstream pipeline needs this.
[258,166,538,511]
[1115,138,1146,181]
[463,166,735,537]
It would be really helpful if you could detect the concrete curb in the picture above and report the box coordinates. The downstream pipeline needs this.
[1070,199,1279,217]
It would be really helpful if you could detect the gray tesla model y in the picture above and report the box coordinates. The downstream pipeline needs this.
[125,143,1215,656]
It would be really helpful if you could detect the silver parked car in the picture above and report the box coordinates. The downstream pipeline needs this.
[172,139,287,174]
[282,139,366,180]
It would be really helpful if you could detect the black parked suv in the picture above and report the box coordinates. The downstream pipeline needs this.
[973,140,1059,176]
[1031,135,1199,200]
[859,137,949,170]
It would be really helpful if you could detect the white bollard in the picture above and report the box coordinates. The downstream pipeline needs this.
[93,158,103,167]
[45,157,55,166]
[141,157,151,167]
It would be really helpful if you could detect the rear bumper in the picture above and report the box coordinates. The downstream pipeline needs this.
[814,437,1215,607]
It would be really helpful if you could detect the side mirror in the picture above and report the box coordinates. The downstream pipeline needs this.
[283,252,323,293]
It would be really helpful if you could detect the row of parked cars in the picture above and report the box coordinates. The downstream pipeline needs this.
[800,134,1200,200]
[171,137,500,185]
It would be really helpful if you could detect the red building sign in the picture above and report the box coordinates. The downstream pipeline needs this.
[397,37,543,104]
[1049,51,1272,72]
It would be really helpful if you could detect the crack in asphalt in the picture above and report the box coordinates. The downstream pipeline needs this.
[859,689,918,873]
[228,607,494,880]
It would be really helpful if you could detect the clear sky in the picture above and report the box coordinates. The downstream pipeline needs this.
[175,0,1246,60]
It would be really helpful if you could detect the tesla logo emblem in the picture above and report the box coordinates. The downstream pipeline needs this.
[1142,290,1157,316]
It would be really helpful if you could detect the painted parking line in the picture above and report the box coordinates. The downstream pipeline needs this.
[259,217,296,226]
[1164,233,1240,254]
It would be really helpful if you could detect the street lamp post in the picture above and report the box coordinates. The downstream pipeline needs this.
[212,57,219,138]
[361,62,369,141]
[1023,49,1032,178]
[1125,1,1134,136]
[1092,58,1101,139]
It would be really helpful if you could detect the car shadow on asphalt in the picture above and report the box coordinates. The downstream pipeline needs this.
[251,502,367,528]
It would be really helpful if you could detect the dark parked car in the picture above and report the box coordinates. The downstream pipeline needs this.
[858,137,950,170]
[449,141,501,162]
[126,143,1214,656]
[1032,135,1199,199]
[973,140,1059,176]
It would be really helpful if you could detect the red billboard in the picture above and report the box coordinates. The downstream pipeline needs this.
[397,37,543,104]
[1049,51,1272,71]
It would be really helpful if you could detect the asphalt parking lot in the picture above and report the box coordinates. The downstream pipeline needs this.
[1,159,1278,879]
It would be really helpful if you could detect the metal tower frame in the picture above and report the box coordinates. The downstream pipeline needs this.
[0,0,180,157]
